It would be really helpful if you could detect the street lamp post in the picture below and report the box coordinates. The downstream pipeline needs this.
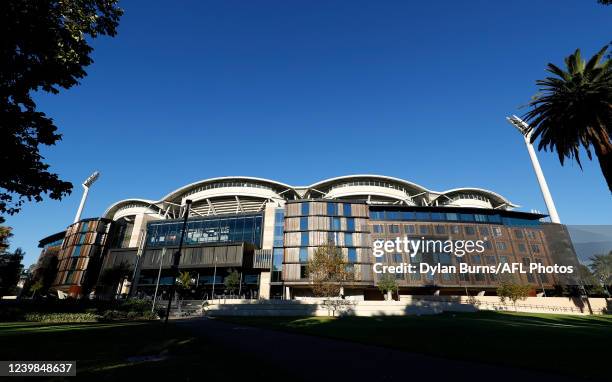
[74,171,100,223]
[506,116,561,224]
[164,199,192,325]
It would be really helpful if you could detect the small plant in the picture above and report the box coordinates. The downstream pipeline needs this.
[377,274,398,300]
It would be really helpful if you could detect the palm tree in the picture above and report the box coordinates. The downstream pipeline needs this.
[523,45,612,192]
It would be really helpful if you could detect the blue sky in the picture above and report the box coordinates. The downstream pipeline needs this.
[6,0,612,266]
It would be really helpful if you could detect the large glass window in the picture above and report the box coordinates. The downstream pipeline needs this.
[300,217,308,231]
[147,213,263,248]
[343,203,352,217]
[299,248,308,262]
[345,233,353,246]
[348,248,357,263]
[331,217,341,231]
[301,202,310,216]
[346,218,355,231]
[327,202,337,216]
[301,232,309,246]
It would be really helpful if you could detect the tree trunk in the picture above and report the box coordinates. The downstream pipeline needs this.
[592,136,612,193]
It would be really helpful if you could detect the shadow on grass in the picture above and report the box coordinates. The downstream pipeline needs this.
[220,310,611,380]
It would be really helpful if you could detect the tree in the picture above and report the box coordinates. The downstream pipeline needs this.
[0,1,123,220]
[0,248,25,296]
[30,279,44,298]
[99,261,131,295]
[176,271,193,299]
[377,273,398,301]
[0,226,12,252]
[523,45,612,192]
[577,264,606,296]
[589,251,612,295]
[224,269,241,295]
[307,242,354,299]
[497,282,531,310]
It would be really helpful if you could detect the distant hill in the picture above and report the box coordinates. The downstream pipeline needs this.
[567,225,612,265]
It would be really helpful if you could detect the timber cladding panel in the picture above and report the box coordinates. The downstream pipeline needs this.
[282,200,374,283]
[139,244,245,269]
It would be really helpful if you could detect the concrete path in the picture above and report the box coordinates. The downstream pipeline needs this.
[175,317,589,382]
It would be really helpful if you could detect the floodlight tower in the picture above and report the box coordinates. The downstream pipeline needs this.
[74,171,100,223]
[506,116,561,224]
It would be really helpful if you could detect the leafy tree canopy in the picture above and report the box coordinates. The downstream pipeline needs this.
[0,1,123,220]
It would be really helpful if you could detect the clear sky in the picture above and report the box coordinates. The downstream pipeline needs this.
[6,0,612,266]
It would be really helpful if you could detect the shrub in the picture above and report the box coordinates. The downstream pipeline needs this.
[85,308,98,315]
[101,310,126,321]
[118,298,152,313]
[141,311,159,320]
[126,311,139,320]
[24,313,99,323]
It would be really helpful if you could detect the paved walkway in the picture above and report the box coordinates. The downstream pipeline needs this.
[175,317,587,382]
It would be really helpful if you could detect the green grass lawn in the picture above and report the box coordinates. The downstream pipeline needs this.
[0,320,289,381]
[220,311,612,380]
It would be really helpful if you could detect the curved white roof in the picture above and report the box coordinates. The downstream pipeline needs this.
[102,174,518,219]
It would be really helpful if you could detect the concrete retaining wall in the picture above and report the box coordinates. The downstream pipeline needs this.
[203,296,610,317]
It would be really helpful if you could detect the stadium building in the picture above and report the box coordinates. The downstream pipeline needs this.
[38,175,580,299]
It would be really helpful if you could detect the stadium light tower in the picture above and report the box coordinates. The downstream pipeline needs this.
[74,171,100,223]
[506,116,561,224]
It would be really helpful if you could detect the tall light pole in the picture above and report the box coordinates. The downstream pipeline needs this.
[164,199,192,326]
[506,116,561,224]
[74,171,100,223]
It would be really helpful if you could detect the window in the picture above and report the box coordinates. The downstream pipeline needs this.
[531,244,540,253]
[527,231,537,240]
[389,225,400,234]
[514,229,524,239]
[301,202,309,216]
[518,243,527,253]
[393,253,403,263]
[299,248,308,262]
[346,218,355,231]
[343,203,352,217]
[492,227,503,237]
[327,202,337,216]
[446,213,458,221]
[475,214,487,222]
[419,225,429,235]
[435,225,446,234]
[499,255,509,263]
[344,233,353,246]
[483,240,492,250]
[416,212,430,220]
[300,265,308,279]
[348,248,357,263]
[496,242,507,251]
[300,217,308,231]
[331,217,341,231]
[404,225,415,234]
[301,232,309,246]
[395,272,403,280]
[464,226,476,235]
[460,214,475,222]
[373,225,384,233]
[478,226,490,236]
[431,212,444,221]
[485,255,496,265]
[450,225,460,234]
[471,254,482,264]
